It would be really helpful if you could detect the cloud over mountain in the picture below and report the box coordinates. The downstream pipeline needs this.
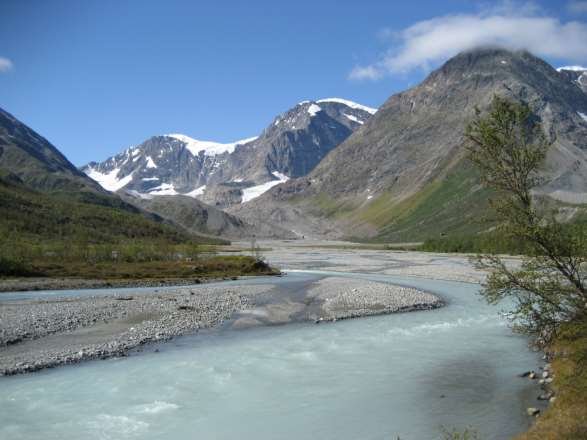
[350,3,587,80]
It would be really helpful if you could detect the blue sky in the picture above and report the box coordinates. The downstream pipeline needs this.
[1,0,586,165]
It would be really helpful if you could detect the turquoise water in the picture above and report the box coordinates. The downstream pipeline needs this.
[0,272,543,439]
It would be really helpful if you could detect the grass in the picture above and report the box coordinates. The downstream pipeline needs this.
[20,255,279,280]
[515,320,587,440]
[0,176,226,246]
[307,163,498,244]
[369,166,495,242]
[307,193,356,219]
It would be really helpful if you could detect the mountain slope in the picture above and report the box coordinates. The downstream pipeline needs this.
[0,107,104,193]
[0,107,224,247]
[122,192,294,239]
[82,99,375,207]
[231,48,587,241]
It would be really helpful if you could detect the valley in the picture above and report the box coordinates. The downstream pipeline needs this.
[2,32,587,439]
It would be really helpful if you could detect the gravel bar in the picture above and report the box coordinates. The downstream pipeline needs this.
[0,285,272,375]
[308,277,444,321]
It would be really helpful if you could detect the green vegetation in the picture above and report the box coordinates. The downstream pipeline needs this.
[308,193,356,219]
[465,97,587,438]
[0,177,279,281]
[515,320,587,440]
[420,230,528,254]
[342,164,498,243]
[466,97,587,340]
[0,176,224,246]
[22,255,277,280]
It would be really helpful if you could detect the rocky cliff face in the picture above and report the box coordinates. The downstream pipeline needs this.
[231,49,587,240]
[558,66,587,94]
[82,99,375,207]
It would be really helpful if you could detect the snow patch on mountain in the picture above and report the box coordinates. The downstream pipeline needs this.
[307,104,322,116]
[166,134,257,157]
[316,98,377,115]
[579,112,587,122]
[145,156,157,168]
[241,172,289,203]
[557,66,587,72]
[86,167,134,192]
[184,185,206,198]
[344,113,364,125]
[149,183,178,196]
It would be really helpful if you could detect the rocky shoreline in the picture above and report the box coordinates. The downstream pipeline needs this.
[0,276,442,376]
[522,354,556,418]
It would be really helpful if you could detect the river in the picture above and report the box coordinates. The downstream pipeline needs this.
[0,244,544,439]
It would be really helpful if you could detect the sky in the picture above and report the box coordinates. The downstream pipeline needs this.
[1,0,586,165]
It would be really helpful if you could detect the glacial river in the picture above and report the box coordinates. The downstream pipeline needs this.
[0,266,543,440]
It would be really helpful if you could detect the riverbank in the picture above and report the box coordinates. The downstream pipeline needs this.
[0,275,242,293]
[0,255,279,292]
[0,274,442,375]
[515,321,587,439]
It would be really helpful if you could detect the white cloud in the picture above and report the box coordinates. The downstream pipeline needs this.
[0,57,13,73]
[568,1,587,14]
[349,65,383,81]
[349,4,587,80]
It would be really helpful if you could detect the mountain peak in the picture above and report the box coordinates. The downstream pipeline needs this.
[435,47,548,76]
[83,97,376,204]
[164,134,258,157]
[316,98,378,115]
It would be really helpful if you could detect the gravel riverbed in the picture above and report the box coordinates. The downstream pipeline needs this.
[0,273,443,376]
[0,285,272,375]
[309,277,443,320]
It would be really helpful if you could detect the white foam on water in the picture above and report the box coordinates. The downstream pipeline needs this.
[86,414,149,438]
[135,401,180,415]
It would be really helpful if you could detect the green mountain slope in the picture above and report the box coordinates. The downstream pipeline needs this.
[0,107,226,254]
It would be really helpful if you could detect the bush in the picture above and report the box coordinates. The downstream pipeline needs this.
[0,257,39,277]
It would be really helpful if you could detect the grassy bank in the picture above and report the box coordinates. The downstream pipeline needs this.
[419,230,531,254]
[24,255,277,280]
[1,246,278,281]
[515,321,587,439]
[0,239,278,282]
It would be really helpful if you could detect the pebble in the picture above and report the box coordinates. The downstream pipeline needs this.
[527,407,540,416]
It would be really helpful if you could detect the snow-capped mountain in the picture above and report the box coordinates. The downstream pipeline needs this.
[82,98,376,206]
[558,65,587,94]
[231,49,587,240]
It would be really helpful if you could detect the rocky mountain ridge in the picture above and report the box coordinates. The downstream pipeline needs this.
[230,48,587,241]
[558,65,587,94]
[82,99,376,208]
[0,107,105,193]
